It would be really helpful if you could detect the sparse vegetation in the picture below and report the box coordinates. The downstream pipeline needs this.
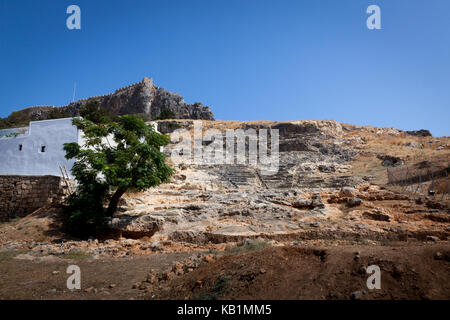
[167,122,181,129]
[155,108,176,120]
[192,273,229,300]
[0,111,30,129]
[134,113,151,122]
[62,251,91,260]
[224,239,271,255]
[0,250,27,262]
[47,108,72,120]
[0,107,73,130]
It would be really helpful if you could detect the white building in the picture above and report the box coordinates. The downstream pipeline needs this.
[0,118,79,177]
[0,118,159,177]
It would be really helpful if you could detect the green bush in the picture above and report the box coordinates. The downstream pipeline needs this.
[134,113,151,122]
[47,108,72,120]
[79,101,114,124]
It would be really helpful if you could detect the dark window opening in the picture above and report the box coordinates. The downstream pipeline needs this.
[41,146,46,152]
[19,144,22,151]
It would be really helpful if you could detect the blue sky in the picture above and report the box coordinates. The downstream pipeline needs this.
[0,0,449,136]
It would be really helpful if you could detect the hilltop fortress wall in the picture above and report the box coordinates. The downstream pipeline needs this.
[20,77,214,122]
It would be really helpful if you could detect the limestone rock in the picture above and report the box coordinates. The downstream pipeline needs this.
[405,129,431,137]
[311,194,325,209]
[362,210,390,222]
[292,195,324,210]
[339,187,357,197]
[13,253,35,261]
[347,197,362,207]
[426,235,439,242]
[377,154,404,167]
[108,214,164,238]
[292,198,312,209]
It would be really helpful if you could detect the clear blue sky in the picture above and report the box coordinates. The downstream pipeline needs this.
[0,0,449,136]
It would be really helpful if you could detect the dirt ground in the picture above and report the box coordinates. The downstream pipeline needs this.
[1,243,448,300]
[0,252,191,300]
[147,244,450,300]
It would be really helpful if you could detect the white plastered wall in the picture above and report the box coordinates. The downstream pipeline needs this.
[0,118,78,177]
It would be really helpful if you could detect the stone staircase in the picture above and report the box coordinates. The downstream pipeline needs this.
[216,164,259,187]
[259,163,296,189]
[205,162,362,190]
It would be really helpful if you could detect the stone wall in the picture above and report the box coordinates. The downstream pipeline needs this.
[0,175,71,221]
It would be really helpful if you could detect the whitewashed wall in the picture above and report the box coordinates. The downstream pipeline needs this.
[0,118,78,177]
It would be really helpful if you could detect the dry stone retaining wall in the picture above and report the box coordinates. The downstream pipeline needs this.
[0,175,70,221]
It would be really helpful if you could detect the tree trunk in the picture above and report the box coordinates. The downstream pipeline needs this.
[106,187,126,216]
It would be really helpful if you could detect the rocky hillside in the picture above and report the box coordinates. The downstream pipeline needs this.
[4,77,214,125]
[0,119,449,300]
[101,119,449,245]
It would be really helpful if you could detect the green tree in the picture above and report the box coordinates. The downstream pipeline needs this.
[79,101,114,124]
[134,113,151,122]
[155,108,176,120]
[63,115,174,234]
[47,107,72,120]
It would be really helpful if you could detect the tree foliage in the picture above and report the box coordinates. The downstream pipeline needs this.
[133,113,151,122]
[47,108,72,120]
[79,101,114,124]
[155,108,176,120]
[63,114,174,235]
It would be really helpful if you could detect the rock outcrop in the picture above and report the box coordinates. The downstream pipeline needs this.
[16,77,214,121]
[108,214,164,238]
[406,129,432,137]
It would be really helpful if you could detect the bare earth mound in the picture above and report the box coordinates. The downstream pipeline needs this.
[147,245,450,300]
